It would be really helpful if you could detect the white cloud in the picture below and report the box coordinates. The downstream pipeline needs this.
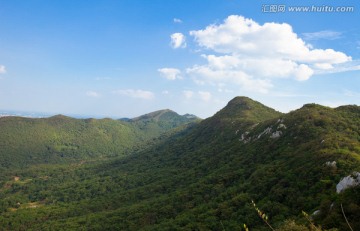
[113,89,154,100]
[186,57,273,93]
[171,33,186,49]
[315,60,360,74]
[198,91,212,101]
[174,18,182,23]
[183,90,194,99]
[185,15,353,93]
[314,63,334,70]
[302,30,342,40]
[86,91,101,98]
[190,15,350,64]
[158,68,182,80]
[294,64,314,81]
[198,54,314,80]
[162,90,169,95]
[0,65,6,74]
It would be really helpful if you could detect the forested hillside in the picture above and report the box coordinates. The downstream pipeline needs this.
[0,110,198,170]
[0,97,359,230]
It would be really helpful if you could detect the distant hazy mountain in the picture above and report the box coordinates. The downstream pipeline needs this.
[0,110,53,118]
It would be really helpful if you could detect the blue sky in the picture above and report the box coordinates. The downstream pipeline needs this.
[0,0,359,118]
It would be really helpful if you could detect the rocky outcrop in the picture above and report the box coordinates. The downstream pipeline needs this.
[270,131,282,139]
[336,172,360,193]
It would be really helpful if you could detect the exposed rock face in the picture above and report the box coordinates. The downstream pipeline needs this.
[257,127,272,139]
[237,119,287,143]
[325,161,337,168]
[270,131,282,139]
[312,210,321,216]
[336,172,360,193]
[239,132,251,143]
[277,123,287,129]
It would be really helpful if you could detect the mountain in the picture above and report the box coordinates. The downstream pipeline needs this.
[192,96,282,143]
[131,109,183,121]
[0,110,54,118]
[128,109,200,136]
[0,110,198,170]
[0,97,359,230]
[211,96,282,121]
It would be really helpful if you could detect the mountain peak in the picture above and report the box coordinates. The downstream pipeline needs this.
[213,96,282,123]
[47,114,73,120]
[225,96,260,112]
[129,109,199,127]
[227,96,255,105]
[131,109,177,122]
[183,113,199,119]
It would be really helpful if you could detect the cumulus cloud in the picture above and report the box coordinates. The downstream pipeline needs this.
[185,15,352,92]
[302,30,342,40]
[194,16,348,62]
[113,89,154,100]
[86,91,101,98]
[174,18,182,23]
[189,16,349,63]
[158,68,182,80]
[171,33,186,49]
[187,63,273,93]
[0,65,6,74]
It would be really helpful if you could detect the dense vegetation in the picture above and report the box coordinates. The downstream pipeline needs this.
[0,97,359,230]
[0,110,198,170]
